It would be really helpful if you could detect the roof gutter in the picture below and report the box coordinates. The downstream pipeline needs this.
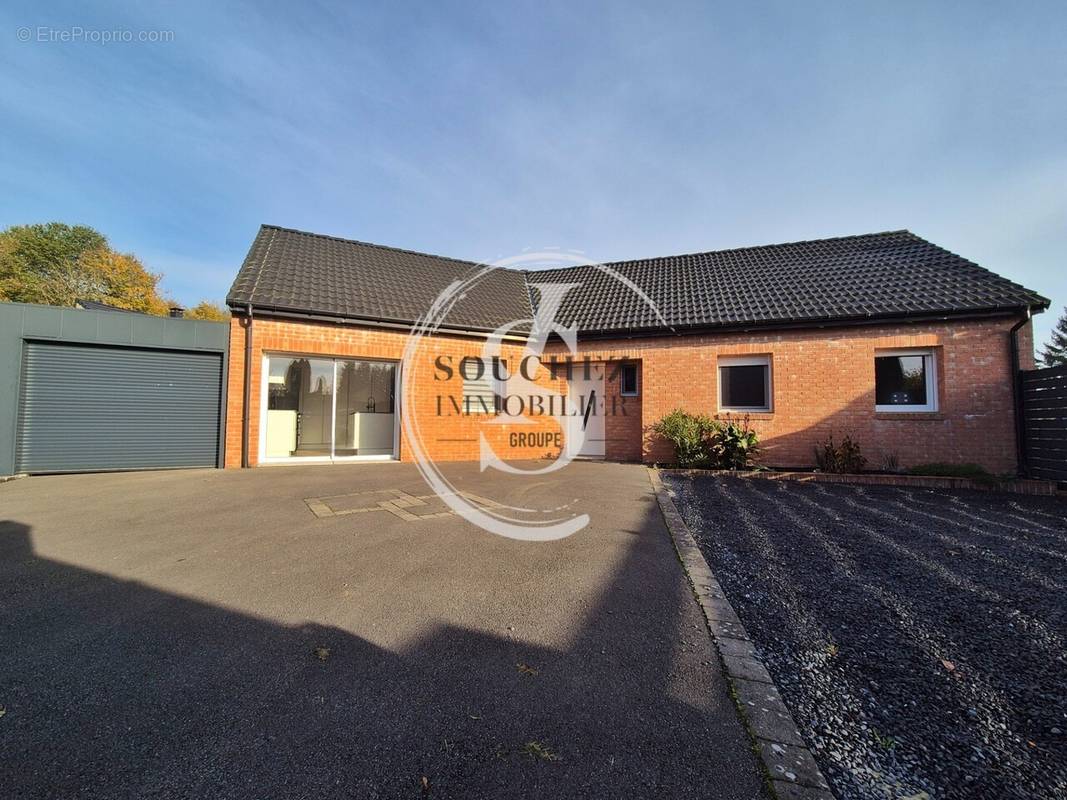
[229,301,1046,345]
[571,305,1044,341]
[230,304,530,343]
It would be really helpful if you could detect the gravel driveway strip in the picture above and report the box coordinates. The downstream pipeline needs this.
[663,473,1067,800]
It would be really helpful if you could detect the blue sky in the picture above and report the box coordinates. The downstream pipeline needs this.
[2,1,1065,344]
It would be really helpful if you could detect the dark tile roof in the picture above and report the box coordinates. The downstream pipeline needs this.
[227,226,1048,336]
[531,230,1049,334]
[226,226,531,332]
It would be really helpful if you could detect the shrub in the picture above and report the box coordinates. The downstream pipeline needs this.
[814,433,867,474]
[712,415,761,470]
[653,409,718,467]
[653,410,761,469]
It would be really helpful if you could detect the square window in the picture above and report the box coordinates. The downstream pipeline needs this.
[719,356,771,412]
[461,356,507,414]
[619,363,639,396]
[875,350,937,412]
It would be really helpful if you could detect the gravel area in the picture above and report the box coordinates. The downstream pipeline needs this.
[664,474,1067,800]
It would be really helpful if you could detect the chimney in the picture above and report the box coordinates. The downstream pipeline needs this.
[168,305,185,319]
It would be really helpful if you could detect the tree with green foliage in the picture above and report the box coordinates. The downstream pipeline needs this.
[0,222,169,314]
[1038,307,1067,367]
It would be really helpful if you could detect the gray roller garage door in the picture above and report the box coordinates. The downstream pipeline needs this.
[15,341,222,473]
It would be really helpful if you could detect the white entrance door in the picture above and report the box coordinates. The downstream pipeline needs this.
[567,367,606,459]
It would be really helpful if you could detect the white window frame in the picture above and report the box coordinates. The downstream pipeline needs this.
[461,356,507,415]
[619,362,639,397]
[874,348,938,413]
[258,352,400,464]
[718,355,772,413]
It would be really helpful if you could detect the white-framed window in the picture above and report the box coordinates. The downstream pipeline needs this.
[718,355,772,412]
[460,356,507,414]
[259,353,399,462]
[875,349,938,412]
[619,362,639,397]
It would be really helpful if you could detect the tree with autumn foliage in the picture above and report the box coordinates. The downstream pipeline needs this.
[184,301,230,321]
[0,222,170,314]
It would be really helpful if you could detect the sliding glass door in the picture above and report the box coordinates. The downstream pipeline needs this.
[263,356,397,461]
[334,359,396,457]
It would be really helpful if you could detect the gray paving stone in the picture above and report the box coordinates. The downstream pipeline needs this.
[706,615,750,641]
[716,636,759,660]
[699,596,741,623]
[769,780,835,800]
[722,654,773,684]
[732,678,805,747]
[701,583,729,601]
[758,740,830,790]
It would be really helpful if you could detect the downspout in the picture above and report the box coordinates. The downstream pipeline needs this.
[1009,307,1032,477]
[241,304,253,468]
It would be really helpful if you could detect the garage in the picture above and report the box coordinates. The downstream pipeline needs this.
[16,342,223,472]
[1,301,229,476]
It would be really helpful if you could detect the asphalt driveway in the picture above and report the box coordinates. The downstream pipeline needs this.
[0,461,766,800]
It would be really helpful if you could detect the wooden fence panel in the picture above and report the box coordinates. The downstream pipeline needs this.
[1021,364,1067,482]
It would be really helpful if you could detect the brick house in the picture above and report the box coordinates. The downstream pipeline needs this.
[225,226,1048,473]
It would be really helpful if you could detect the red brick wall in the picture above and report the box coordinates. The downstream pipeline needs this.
[603,361,643,461]
[1017,319,1036,370]
[226,314,1032,474]
[224,315,564,468]
[561,317,1032,474]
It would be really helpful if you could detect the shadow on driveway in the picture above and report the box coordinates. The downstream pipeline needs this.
[0,463,766,799]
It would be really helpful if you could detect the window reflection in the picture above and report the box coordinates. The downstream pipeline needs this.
[265,358,334,457]
[264,356,396,459]
[875,355,928,406]
[334,360,396,457]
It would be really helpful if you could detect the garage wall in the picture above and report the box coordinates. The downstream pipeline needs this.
[0,301,229,476]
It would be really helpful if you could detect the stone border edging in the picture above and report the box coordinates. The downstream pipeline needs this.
[658,467,1057,496]
[648,467,835,800]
